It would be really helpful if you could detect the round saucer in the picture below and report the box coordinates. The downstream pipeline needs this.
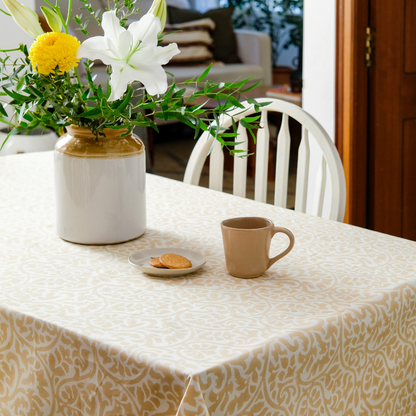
[128,248,206,277]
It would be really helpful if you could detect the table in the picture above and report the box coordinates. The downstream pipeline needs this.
[1,152,416,416]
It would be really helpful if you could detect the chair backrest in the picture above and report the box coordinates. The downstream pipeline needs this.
[183,98,346,222]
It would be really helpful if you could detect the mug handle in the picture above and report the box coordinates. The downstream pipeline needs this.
[268,227,295,269]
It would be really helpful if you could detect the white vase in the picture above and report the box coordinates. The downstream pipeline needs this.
[0,127,58,156]
[54,125,146,244]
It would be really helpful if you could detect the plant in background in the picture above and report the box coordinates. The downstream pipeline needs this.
[0,0,267,155]
[279,0,303,51]
[220,0,303,65]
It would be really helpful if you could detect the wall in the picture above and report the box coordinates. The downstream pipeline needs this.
[302,0,336,218]
[302,0,336,138]
[0,0,35,127]
[0,0,34,54]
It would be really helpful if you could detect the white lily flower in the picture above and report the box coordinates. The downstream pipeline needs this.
[40,6,62,33]
[2,0,44,38]
[147,0,166,34]
[77,11,180,101]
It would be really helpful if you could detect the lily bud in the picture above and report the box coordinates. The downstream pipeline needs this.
[147,0,166,33]
[40,6,62,33]
[2,0,44,38]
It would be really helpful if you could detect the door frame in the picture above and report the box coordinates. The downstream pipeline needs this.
[335,0,369,227]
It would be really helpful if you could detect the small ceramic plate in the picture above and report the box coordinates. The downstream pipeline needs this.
[129,248,206,277]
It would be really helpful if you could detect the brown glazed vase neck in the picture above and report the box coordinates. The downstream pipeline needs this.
[55,125,145,158]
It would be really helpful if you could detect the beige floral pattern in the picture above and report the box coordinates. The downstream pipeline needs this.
[0,152,416,415]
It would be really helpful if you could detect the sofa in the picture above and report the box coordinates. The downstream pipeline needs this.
[66,0,272,92]
[84,27,271,103]
[165,28,272,88]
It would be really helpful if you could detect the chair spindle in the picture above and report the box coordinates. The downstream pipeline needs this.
[209,140,224,191]
[233,122,248,198]
[294,126,310,213]
[312,155,327,217]
[274,113,291,207]
[254,109,270,202]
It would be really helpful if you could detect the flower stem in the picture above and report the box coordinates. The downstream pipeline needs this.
[0,47,23,52]
[73,67,82,87]
[66,0,72,27]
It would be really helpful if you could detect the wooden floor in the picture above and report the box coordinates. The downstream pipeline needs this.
[150,124,297,209]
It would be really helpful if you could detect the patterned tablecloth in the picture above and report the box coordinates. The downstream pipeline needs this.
[1,152,416,416]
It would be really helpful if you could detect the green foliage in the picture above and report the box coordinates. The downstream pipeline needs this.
[0,0,268,156]
[220,0,303,63]
[0,46,266,155]
[74,0,141,33]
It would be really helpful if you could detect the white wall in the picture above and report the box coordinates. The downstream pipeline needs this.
[303,0,335,138]
[302,0,336,218]
[0,0,35,54]
[0,0,35,127]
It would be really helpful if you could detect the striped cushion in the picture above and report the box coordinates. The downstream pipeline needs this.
[162,18,216,65]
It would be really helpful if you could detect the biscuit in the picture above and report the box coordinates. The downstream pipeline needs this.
[159,253,192,269]
[149,257,167,268]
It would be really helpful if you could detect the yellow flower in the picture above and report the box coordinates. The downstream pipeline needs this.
[29,32,80,75]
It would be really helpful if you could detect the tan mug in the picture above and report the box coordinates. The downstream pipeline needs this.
[221,217,295,278]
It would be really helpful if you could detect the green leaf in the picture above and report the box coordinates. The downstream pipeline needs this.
[0,128,17,151]
[184,77,196,85]
[227,95,245,109]
[135,102,156,110]
[222,141,243,146]
[25,85,43,98]
[172,88,186,98]
[116,87,133,113]
[0,102,7,117]
[240,119,254,129]
[220,132,239,137]
[197,64,212,83]
[247,97,272,108]
[97,85,105,100]
[241,115,261,123]
[80,107,104,118]
[231,116,237,133]
[0,116,13,126]
[240,81,261,93]
[248,128,256,144]
[3,87,29,102]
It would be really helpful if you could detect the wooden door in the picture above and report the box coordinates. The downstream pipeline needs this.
[336,0,416,240]
[367,0,416,240]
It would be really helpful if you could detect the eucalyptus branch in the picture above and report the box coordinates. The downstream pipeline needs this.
[0,0,266,156]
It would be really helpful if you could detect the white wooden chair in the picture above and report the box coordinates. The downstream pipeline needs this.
[183,98,346,222]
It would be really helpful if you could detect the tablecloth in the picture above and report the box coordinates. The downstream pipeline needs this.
[1,152,416,415]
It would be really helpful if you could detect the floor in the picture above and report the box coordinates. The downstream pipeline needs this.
[149,122,297,209]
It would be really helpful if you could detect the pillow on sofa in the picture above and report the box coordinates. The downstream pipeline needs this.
[167,6,241,64]
[162,18,215,66]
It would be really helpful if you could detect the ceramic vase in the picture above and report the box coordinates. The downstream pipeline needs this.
[0,127,58,155]
[54,125,146,244]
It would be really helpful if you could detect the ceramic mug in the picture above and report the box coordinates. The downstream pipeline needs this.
[221,217,295,278]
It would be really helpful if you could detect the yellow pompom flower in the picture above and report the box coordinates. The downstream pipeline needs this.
[29,32,80,75]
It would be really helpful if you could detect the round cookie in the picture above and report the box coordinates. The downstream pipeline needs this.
[149,257,167,268]
[160,253,192,269]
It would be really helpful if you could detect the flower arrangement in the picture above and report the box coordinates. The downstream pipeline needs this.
[0,0,267,154]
